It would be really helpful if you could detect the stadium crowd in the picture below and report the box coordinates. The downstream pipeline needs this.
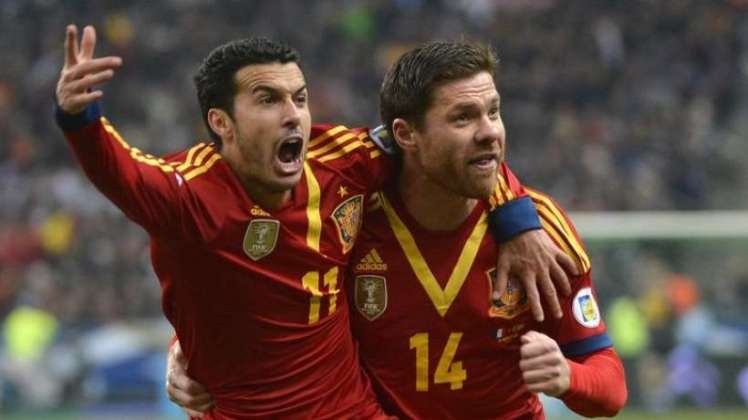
[1,0,748,412]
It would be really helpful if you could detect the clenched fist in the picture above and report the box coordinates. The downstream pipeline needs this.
[519,330,571,397]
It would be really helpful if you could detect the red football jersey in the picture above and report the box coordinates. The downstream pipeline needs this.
[347,184,611,420]
[63,119,390,419]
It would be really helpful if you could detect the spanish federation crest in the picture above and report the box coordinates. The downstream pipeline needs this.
[354,275,387,321]
[242,219,280,261]
[487,269,530,319]
[572,287,601,328]
[332,194,363,254]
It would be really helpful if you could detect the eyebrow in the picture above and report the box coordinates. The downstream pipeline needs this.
[251,84,308,96]
[448,102,480,112]
[452,99,501,114]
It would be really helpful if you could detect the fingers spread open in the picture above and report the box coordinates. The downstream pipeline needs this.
[492,258,509,302]
[80,25,97,60]
[66,70,115,93]
[549,261,571,296]
[556,249,580,276]
[538,272,562,319]
[521,273,544,322]
[65,57,122,82]
[64,25,79,69]
[62,90,103,113]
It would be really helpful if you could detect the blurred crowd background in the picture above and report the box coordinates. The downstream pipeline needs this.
[1,0,748,417]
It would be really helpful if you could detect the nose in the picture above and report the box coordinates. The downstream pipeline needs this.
[474,114,503,146]
[281,98,301,129]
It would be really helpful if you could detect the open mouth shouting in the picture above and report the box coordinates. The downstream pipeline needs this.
[274,134,305,176]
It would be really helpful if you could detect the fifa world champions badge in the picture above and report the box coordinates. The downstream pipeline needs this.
[243,219,280,261]
[354,275,388,321]
[572,287,601,328]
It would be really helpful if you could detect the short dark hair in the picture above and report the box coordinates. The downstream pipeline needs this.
[379,41,497,134]
[194,37,301,147]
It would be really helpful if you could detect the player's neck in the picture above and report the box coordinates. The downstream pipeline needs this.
[397,166,477,232]
[240,178,292,211]
[223,156,292,210]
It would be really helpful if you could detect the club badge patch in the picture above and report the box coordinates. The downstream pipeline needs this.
[572,287,600,328]
[354,275,387,321]
[487,269,529,319]
[332,194,363,254]
[242,219,280,261]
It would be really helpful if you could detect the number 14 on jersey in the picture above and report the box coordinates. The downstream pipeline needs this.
[409,332,467,391]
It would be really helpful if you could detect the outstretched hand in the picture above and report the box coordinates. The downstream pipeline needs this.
[56,25,122,114]
[494,229,578,322]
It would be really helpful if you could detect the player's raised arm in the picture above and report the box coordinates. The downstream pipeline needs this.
[54,25,220,240]
[56,25,121,114]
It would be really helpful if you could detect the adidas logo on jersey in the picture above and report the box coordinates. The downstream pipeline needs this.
[250,205,271,216]
[356,249,388,271]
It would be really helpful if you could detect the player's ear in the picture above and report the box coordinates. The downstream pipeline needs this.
[207,108,234,143]
[391,118,417,152]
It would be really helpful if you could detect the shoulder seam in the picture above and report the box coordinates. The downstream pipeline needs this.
[100,118,176,173]
[183,148,222,181]
[527,188,591,273]
[492,173,516,207]
[308,125,347,148]
[174,143,209,172]
[307,127,376,163]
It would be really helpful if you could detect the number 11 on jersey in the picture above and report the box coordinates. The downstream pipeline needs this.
[302,267,339,324]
